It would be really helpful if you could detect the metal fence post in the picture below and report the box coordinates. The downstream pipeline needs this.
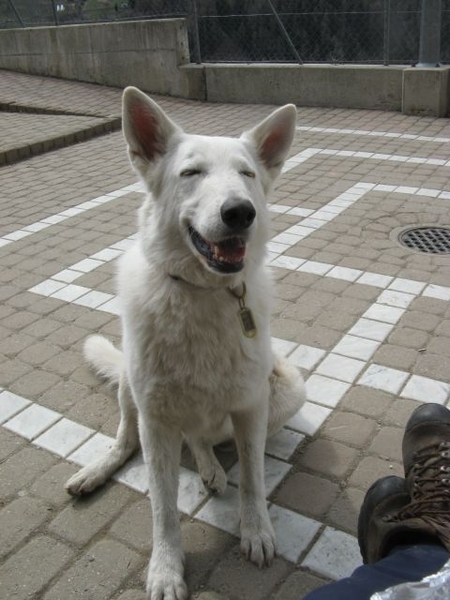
[418,0,442,67]
[51,0,59,25]
[191,0,202,65]
[383,0,391,66]
[7,0,24,27]
[267,0,303,64]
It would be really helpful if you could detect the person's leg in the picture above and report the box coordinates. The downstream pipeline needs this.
[303,543,449,600]
[305,403,450,600]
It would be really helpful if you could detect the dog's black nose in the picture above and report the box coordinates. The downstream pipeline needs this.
[221,198,256,230]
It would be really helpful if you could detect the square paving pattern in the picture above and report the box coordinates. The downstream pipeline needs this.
[0,70,450,600]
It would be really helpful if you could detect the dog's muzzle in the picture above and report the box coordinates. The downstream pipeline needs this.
[188,226,247,274]
[188,198,256,274]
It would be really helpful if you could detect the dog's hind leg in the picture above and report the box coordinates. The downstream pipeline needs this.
[187,437,227,495]
[267,359,306,438]
[65,376,139,495]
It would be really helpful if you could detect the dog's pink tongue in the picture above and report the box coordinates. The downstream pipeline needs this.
[215,238,246,263]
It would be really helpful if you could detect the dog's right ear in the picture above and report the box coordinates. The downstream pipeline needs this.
[122,87,182,179]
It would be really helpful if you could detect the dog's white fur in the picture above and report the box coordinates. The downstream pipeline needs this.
[66,88,306,600]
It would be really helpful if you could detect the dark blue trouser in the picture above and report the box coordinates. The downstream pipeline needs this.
[304,544,449,600]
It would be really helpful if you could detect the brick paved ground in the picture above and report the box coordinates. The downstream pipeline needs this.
[0,69,449,600]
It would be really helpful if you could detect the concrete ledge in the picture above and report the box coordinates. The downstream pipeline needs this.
[202,64,404,111]
[402,67,450,117]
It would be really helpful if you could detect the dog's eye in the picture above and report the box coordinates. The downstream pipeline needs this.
[241,170,256,179]
[180,169,201,177]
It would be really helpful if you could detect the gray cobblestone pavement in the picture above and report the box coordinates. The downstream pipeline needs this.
[0,69,449,600]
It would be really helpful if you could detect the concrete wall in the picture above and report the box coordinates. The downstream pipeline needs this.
[0,19,448,116]
[0,19,205,100]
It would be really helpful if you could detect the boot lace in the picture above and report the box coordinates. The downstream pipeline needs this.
[386,441,450,546]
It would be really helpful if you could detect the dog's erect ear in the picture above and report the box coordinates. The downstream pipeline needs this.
[122,86,182,178]
[241,104,297,180]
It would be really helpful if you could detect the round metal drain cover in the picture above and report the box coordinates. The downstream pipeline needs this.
[398,227,450,254]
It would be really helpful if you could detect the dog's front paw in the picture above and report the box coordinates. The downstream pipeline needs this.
[146,569,188,600]
[241,522,276,568]
[65,467,105,496]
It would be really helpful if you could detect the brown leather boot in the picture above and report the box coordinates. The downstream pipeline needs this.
[394,403,450,552]
[358,476,411,564]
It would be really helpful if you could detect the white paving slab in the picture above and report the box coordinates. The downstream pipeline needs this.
[305,375,351,408]
[227,455,291,497]
[269,504,321,563]
[3,403,61,440]
[0,390,31,424]
[302,527,362,579]
[34,418,94,458]
[358,364,410,394]
[401,375,450,405]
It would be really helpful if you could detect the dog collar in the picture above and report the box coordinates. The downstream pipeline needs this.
[169,274,257,338]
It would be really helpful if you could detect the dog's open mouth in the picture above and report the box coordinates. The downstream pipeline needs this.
[188,226,246,273]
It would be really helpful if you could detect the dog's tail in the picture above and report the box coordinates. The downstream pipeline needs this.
[84,335,123,386]
[268,358,306,437]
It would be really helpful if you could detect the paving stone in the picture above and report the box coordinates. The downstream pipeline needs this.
[275,472,340,518]
[427,336,450,358]
[49,482,133,545]
[207,545,291,600]
[415,352,450,381]
[115,591,147,600]
[39,379,92,412]
[0,535,75,600]
[388,326,429,349]
[44,539,143,600]
[270,318,307,342]
[315,311,357,332]
[10,369,62,397]
[67,392,119,430]
[383,398,422,428]
[326,487,366,535]
[272,570,329,600]
[412,297,448,316]
[368,426,403,462]
[182,519,237,590]
[30,462,79,506]
[399,311,440,332]
[340,387,395,418]
[349,456,403,490]
[0,446,58,500]
[297,439,358,480]
[194,592,229,600]
[293,325,342,349]
[17,341,61,366]
[0,424,26,461]
[42,350,84,376]
[47,324,90,349]
[110,497,153,552]
[0,495,53,558]
[372,344,417,371]
[0,332,36,357]
[321,412,377,448]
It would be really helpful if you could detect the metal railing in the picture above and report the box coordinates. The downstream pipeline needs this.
[1,0,449,66]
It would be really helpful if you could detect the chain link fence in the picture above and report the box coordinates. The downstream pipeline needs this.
[1,0,449,65]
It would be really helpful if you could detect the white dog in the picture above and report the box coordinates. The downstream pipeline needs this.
[66,87,306,599]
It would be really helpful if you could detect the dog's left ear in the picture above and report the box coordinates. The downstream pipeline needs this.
[241,104,297,180]
[122,86,182,180]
